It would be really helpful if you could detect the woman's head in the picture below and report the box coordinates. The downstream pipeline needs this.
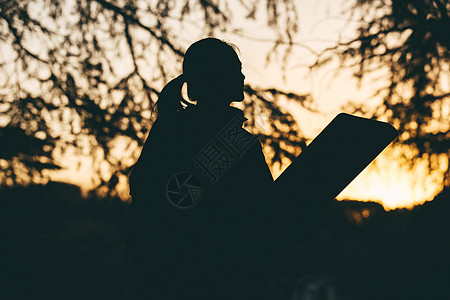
[183,38,245,104]
[156,38,245,116]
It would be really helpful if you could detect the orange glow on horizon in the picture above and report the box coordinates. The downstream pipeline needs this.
[43,0,447,211]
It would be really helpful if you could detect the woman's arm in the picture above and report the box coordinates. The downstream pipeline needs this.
[247,141,328,257]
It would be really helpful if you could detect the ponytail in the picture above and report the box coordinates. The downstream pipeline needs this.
[155,74,192,117]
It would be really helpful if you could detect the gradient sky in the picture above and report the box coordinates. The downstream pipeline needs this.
[52,0,445,210]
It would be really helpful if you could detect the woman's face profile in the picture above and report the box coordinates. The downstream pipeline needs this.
[184,40,246,107]
[215,50,246,104]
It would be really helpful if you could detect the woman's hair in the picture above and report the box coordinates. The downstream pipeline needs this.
[155,38,238,117]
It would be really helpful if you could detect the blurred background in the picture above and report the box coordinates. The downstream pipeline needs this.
[0,0,449,299]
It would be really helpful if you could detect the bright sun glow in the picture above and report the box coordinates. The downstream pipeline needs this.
[336,149,445,210]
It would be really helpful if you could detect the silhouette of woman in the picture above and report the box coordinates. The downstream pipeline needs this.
[128,38,324,300]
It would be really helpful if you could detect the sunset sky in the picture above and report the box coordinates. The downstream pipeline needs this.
[51,0,446,210]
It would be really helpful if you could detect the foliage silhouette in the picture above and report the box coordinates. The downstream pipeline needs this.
[314,0,450,186]
[0,0,311,193]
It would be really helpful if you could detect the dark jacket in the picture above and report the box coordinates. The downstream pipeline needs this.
[128,105,323,300]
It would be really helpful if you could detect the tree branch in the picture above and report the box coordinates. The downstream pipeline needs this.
[94,0,184,57]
